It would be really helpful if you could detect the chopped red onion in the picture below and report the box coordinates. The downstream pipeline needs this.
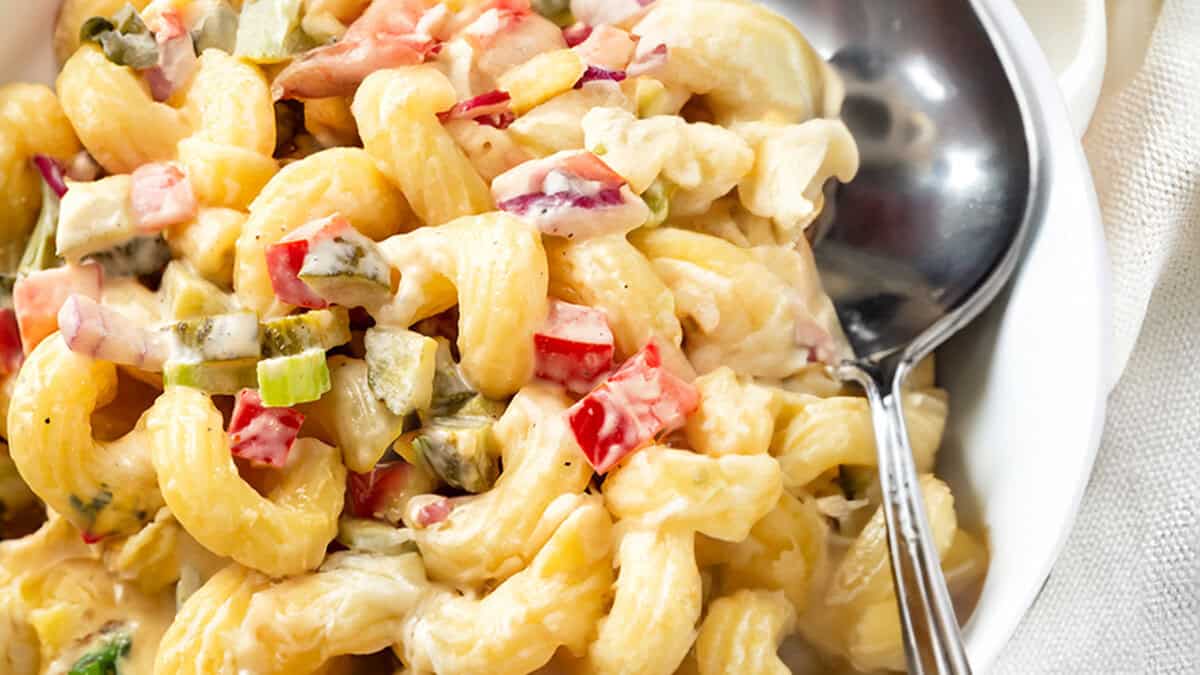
[562,23,593,48]
[497,187,625,216]
[627,43,668,78]
[438,90,513,122]
[574,65,627,89]
[31,155,68,198]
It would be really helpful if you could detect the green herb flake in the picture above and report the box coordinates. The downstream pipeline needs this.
[69,630,132,675]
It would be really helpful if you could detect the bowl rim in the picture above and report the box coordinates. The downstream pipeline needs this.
[962,0,1111,668]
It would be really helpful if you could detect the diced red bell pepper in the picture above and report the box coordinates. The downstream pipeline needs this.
[534,299,614,394]
[347,461,420,521]
[131,162,197,233]
[228,388,305,468]
[265,215,352,309]
[13,263,103,354]
[566,338,699,474]
[0,309,23,376]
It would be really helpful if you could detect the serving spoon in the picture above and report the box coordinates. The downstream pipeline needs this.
[770,0,1040,672]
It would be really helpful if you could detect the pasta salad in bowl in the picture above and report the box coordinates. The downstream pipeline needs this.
[0,0,995,673]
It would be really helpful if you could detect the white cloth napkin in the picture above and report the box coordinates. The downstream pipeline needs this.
[996,1,1200,672]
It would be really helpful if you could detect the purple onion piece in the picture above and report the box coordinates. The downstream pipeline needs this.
[498,188,626,216]
[574,66,628,89]
[31,154,68,198]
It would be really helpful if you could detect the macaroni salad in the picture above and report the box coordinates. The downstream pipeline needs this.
[0,0,988,673]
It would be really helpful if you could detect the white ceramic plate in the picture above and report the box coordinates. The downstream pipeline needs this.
[2,1,1109,672]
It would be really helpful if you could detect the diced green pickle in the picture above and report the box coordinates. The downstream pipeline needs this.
[160,261,233,319]
[298,234,391,308]
[428,338,476,417]
[311,356,407,473]
[18,180,61,275]
[164,358,258,394]
[260,307,351,357]
[192,0,240,54]
[640,178,675,229]
[364,328,437,416]
[413,418,498,494]
[336,518,419,555]
[452,394,507,421]
[234,0,315,64]
[256,349,331,406]
[165,312,261,362]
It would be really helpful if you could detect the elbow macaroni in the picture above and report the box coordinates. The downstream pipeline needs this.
[378,213,548,399]
[353,66,494,228]
[7,336,163,539]
[0,1,989,672]
[145,386,346,577]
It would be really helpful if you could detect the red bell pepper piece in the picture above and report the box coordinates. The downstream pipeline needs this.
[566,338,699,473]
[228,388,305,468]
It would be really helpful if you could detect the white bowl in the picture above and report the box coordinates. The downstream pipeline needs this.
[3,1,1109,672]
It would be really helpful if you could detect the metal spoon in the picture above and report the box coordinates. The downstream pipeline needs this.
[767,0,1040,672]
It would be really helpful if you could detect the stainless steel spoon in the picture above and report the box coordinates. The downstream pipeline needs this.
[767,0,1040,672]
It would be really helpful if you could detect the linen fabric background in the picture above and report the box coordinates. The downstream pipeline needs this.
[996,1,1199,672]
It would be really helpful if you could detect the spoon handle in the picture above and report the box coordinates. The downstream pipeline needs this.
[839,363,973,675]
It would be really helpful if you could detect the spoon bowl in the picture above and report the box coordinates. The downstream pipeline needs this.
[766,1,1040,672]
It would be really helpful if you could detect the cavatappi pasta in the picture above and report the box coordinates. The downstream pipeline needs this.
[0,0,987,673]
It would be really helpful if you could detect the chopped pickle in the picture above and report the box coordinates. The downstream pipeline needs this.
[531,0,574,27]
[84,234,172,278]
[297,232,391,308]
[68,628,132,675]
[81,5,159,69]
[428,338,475,417]
[18,179,62,275]
[260,307,351,358]
[165,312,261,362]
[163,358,258,394]
[257,348,331,406]
[452,394,507,421]
[640,178,675,228]
[336,518,418,555]
[159,261,234,319]
[364,328,437,417]
[413,417,498,494]
[234,0,315,64]
[311,356,407,473]
[192,0,240,54]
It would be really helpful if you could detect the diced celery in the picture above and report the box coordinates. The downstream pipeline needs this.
[364,328,437,416]
[234,0,315,64]
[257,349,331,406]
[159,261,234,319]
[83,234,171,278]
[298,233,392,308]
[313,356,407,472]
[635,77,669,118]
[164,358,258,394]
[18,180,62,275]
[165,312,261,362]
[336,518,418,555]
[192,0,240,54]
[260,307,351,358]
[413,418,498,493]
[429,338,475,417]
[640,178,675,228]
